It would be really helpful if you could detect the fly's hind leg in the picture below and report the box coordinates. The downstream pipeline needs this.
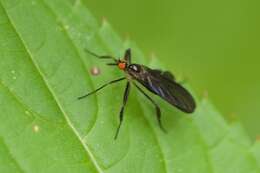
[134,83,167,133]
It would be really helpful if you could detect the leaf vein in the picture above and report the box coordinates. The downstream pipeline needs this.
[0,3,103,173]
[135,94,168,173]
[41,0,99,136]
[0,135,25,173]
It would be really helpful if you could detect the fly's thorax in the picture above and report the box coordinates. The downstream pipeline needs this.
[126,64,147,80]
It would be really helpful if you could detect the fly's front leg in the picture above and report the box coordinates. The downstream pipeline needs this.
[78,77,125,100]
[84,48,116,60]
[114,82,131,139]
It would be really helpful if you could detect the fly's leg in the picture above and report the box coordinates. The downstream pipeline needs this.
[134,83,167,133]
[78,77,125,100]
[123,48,131,64]
[114,82,131,139]
[84,48,117,61]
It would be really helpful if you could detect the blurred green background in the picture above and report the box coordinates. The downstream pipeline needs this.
[84,0,260,139]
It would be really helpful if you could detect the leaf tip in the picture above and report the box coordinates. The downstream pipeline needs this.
[202,90,209,99]
[101,16,108,26]
[228,112,239,122]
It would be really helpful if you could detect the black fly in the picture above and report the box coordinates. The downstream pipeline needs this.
[78,48,196,139]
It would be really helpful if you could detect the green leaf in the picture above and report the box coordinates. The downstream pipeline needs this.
[0,0,259,173]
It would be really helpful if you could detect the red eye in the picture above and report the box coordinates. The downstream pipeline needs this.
[118,62,126,70]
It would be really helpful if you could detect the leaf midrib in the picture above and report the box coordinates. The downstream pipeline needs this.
[0,135,24,173]
[40,0,100,137]
[0,2,103,173]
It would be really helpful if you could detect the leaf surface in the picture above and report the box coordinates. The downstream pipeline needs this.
[0,0,259,173]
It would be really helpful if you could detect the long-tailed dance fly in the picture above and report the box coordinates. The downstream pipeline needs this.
[78,48,196,139]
